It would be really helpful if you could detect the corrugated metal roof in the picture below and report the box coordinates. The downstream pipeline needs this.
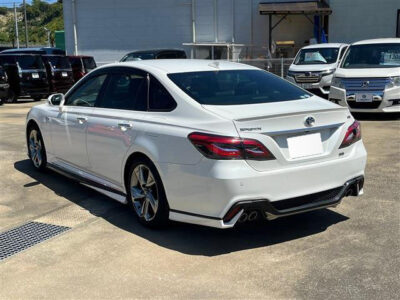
[259,1,332,15]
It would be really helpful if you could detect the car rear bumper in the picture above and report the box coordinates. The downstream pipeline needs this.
[163,141,367,228]
[329,86,400,113]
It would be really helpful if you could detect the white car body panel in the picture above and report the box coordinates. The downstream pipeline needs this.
[329,38,400,113]
[26,59,367,228]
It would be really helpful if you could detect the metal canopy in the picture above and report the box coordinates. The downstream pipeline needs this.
[259,1,331,53]
[259,0,332,16]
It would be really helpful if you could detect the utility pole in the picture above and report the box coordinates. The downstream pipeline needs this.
[13,3,20,48]
[23,0,28,47]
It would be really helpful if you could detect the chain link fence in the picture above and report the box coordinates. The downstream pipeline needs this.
[236,58,294,78]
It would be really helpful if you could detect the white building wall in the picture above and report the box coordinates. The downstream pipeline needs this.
[63,0,316,63]
[329,0,399,43]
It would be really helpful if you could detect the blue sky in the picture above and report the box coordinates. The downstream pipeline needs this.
[0,0,57,8]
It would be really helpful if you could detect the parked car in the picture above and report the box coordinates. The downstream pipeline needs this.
[120,49,187,61]
[41,55,74,94]
[1,47,66,55]
[26,60,366,229]
[0,66,10,105]
[329,38,400,113]
[68,55,97,82]
[0,54,49,102]
[286,43,348,98]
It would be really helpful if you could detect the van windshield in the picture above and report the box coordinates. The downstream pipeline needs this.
[294,48,339,65]
[16,56,44,70]
[168,70,311,105]
[47,56,71,69]
[342,43,400,68]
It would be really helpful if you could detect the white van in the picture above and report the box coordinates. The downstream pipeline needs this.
[286,43,348,98]
[329,38,400,113]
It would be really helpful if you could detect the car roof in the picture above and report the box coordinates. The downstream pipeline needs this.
[352,38,400,45]
[302,43,348,49]
[0,53,42,56]
[126,49,186,55]
[101,59,258,74]
[67,55,94,58]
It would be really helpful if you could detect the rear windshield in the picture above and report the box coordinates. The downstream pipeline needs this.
[168,70,311,105]
[69,57,82,68]
[46,56,71,69]
[82,57,96,71]
[123,53,155,61]
[294,48,339,65]
[16,56,44,70]
[342,43,400,68]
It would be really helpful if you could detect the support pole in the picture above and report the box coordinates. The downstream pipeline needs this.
[14,3,19,48]
[23,0,28,47]
[72,0,78,55]
[269,14,272,53]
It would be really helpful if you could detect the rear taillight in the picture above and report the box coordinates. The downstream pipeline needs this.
[340,121,361,148]
[188,132,275,160]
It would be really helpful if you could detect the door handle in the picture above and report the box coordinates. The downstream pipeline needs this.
[118,123,133,131]
[76,116,88,124]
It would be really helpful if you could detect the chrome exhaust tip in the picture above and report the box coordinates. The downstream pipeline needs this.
[238,212,248,223]
[248,211,258,221]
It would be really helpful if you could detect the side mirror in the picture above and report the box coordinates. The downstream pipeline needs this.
[47,93,64,106]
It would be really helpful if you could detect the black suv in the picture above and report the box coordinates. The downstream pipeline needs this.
[120,49,187,61]
[0,66,9,105]
[0,54,49,102]
[42,55,74,94]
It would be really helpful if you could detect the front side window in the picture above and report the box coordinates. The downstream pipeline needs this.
[16,56,45,70]
[97,72,147,111]
[168,70,311,106]
[149,75,177,111]
[342,43,400,68]
[65,74,107,107]
[294,48,340,65]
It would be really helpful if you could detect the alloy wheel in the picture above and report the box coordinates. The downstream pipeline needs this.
[29,129,43,168]
[130,164,159,222]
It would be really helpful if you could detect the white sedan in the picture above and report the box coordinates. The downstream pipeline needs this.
[26,59,367,229]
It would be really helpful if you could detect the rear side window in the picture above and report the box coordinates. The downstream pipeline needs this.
[168,70,311,105]
[98,72,147,111]
[149,75,177,111]
[0,56,16,66]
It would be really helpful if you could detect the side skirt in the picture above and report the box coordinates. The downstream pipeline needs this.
[47,163,128,204]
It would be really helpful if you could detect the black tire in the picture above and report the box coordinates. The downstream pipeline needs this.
[32,96,42,102]
[126,157,169,228]
[27,125,47,171]
[5,90,17,103]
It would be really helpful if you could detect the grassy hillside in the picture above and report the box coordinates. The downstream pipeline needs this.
[0,0,63,46]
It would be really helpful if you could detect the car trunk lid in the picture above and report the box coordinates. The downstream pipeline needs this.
[203,97,351,171]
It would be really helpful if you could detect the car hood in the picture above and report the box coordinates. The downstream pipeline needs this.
[202,96,345,121]
[289,63,337,72]
[334,67,400,78]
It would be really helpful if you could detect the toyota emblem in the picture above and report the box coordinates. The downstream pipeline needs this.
[305,116,316,127]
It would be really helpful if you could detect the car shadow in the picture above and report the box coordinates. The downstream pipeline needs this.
[14,159,349,257]
[352,112,400,121]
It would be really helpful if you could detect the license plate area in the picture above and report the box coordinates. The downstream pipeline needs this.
[62,72,68,77]
[31,73,39,79]
[287,133,323,159]
[355,93,373,102]
[300,83,313,89]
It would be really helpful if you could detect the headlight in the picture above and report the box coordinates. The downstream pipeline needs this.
[331,76,344,89]
[321,68,336,76]
[287,70,296,77]
[386,76,400,88]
